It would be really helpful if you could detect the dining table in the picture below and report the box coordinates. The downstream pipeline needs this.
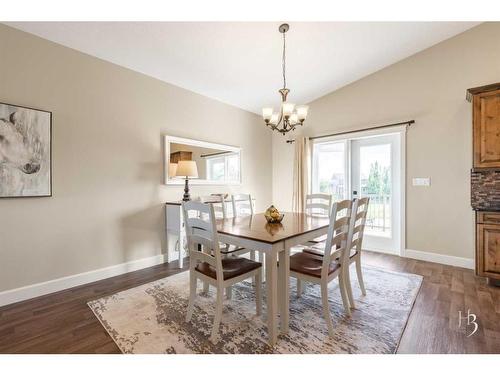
[216,212,331,345]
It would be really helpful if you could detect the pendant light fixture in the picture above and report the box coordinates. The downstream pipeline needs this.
[262,23,308,134]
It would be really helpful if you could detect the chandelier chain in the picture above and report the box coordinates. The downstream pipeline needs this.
[282,31,286,89]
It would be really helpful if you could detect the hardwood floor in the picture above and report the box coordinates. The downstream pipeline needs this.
[0,252,499,353]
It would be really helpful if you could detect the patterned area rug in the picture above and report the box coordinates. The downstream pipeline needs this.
[88,266,422,354]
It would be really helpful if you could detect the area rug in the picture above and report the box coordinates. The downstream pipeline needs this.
[88,266,422,354]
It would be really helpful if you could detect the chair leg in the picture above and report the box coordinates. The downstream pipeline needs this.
[226,287,232,299]
[320,282,335,338]
[186,271,197,322]
[355,258,366,296]
[297,279,303,297]
[255,271,262,316]
[211,286,224,343]
[344,265,356,309]
[338,272,351,316]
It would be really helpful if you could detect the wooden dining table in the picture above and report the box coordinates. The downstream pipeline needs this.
[216,212,330,345]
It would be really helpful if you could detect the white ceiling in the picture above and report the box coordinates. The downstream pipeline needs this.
[5,22,480,114]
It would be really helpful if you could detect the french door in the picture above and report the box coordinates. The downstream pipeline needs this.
[351,134,401,254]
[312,130,404,255]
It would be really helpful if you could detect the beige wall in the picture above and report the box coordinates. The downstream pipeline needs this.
[273,22,500,260]
[0,24,272,292]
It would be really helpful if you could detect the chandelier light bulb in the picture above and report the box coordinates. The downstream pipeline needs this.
[262,107,273,121]
[270,113,280,125]
[282,102,295,118]
[296,105,309,121]
[289,113,299,125]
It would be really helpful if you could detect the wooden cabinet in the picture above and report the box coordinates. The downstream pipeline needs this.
[170,151,192,164]
[476,211,500,280]
[468,83,500,284]
[469,84,500,168]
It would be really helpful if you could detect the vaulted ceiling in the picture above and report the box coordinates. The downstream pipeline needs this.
[6,22,480,114]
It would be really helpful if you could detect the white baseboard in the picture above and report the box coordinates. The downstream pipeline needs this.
[403,249,474,270]
[0,248,475,308]
[0,253,168,307]
[363,246,399,256]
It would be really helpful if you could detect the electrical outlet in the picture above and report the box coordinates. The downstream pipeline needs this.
[412,177,431,186]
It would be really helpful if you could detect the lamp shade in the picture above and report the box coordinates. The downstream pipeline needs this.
[168,162,178,178]
[175,160,198,178]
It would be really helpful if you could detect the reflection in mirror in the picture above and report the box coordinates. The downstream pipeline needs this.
[164,136,241,185]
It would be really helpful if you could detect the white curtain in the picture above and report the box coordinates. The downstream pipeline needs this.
[292,136,310,213]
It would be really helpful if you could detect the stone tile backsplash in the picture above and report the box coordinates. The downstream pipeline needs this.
[471,169,500,211]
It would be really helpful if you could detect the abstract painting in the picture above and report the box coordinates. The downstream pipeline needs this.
[0,102,52,197]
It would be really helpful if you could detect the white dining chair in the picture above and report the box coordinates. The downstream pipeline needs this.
[304,193,332,245]
[198,195,227,219]
[231,194,257,262]
[305,193,332,216]
[231,193,254,216]
[198,195,251,255]
[182,200,262,342]
[343,197,370,308]
[288,199,354,337]
[302,198,369,309]
[198,195,254,299]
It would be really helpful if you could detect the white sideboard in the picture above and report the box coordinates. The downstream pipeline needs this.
[165,202,186,268]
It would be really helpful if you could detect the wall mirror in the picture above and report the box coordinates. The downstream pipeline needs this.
[164,135,242,185]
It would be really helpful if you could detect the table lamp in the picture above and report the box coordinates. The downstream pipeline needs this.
[175,160,198,201]
[168,162,178,178]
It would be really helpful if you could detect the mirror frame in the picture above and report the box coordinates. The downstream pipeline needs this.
[164,135,242,185]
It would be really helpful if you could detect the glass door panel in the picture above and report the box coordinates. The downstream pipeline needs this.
[351,134,401,254]
[312,141,347,201]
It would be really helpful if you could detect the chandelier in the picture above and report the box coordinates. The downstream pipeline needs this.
[262,23,309,135]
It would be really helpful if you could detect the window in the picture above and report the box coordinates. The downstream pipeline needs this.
[312,141,347,201]
[206,152,240,183]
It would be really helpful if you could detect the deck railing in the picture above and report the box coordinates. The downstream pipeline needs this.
[363,193,391,233]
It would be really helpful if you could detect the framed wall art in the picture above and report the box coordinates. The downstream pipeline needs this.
[0,102,52,198]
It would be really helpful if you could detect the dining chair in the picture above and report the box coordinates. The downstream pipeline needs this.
[198,195,227,219]
[198,195,251,255]
[231,193,254,216]
[231,194,257,262]
[343,197,370,308]
[182,200,262,342]
[198,195,254,299]
[304,193,332,244]
[305,193,332,216]
[302,197,369,309]
[288,199,354,337]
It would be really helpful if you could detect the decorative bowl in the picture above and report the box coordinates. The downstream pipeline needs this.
[264,205,285,223]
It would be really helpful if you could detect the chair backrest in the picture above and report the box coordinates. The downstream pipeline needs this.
[231,193,254,217]
[198,195,227,219]
[320,199,353,278]
[349,197,370,253]
[306,193,332,216]
[181,201,223,278]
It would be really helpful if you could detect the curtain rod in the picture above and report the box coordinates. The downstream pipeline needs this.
[285,120,415,144]
[200,150,233,158]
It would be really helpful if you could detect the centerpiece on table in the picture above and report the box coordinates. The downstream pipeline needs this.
[264,205,284,223]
